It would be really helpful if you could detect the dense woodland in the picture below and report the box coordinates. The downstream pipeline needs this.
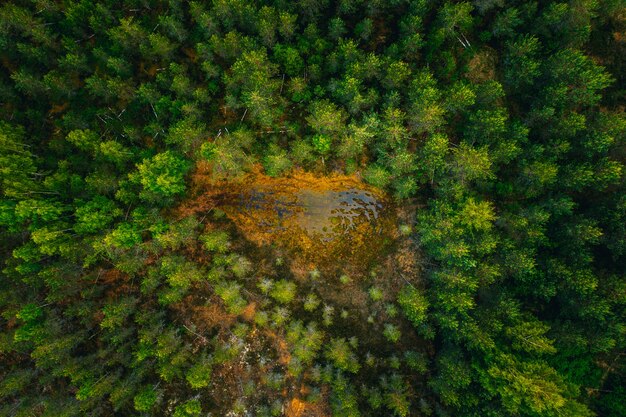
[1,0,625,416]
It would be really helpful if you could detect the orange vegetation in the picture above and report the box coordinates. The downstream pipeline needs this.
[178,164,397,271]
[187,301,236,332]
[285,398,307,417]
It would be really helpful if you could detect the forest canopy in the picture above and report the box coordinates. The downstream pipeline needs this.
[0,1,624,416]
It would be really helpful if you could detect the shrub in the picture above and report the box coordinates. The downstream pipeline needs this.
[325,338,360,373]
[215,281,247,315]
[304,293,321,311]
[383,324,401,343]
[200,230,230,253]
[173,399,202,417]
[133,386,157,412]
[397,285,429,327]
[186,356,212,389]
[270,279,297,304]
[369,286,384,302]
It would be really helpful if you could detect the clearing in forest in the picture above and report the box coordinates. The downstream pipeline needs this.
[181,164,398,272]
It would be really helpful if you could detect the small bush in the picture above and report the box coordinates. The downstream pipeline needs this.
[397,285,428,327]
[200,230,231,253]
[304,293,321,311]
[133,386,157,412]
[383,324,401,343]
[369,286,384,302]
[270,279,297,304]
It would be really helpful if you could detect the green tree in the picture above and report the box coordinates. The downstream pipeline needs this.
[74,197,122,234]
[134,386,158,412]
[270,279,297,304]
[200,129,254,179]
[383,324,401,343]
[382,374,410,417]
[481,354,592,416]
[215,281,247,315]
[330,372,360,417]
[397,286,429,328]
[135,151,190,203]
[504,35,541,90]
[306,100,348,137]
[326,338,360,374]
[173,399,202,417]
[225,49,281,126]
[408,70,445,134]
[186,354,213,389]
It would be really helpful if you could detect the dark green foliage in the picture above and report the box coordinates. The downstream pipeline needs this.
[0,1,623,416]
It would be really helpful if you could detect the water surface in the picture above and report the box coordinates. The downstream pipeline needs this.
[239,187,384,241]
[220,171,395,264]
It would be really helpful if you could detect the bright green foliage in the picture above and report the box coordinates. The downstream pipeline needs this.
[270,279,297,304]
[15,303,42,322]
[458,198,496,231]
[215,281,247,315]
[330,372,360,417]
[325,338,360,374]
[408,70,445,134]
[383,324,401,343]
[368,286,383,302]
[134,386,157,412]
[303,293,320,311]
[225,49,280,126]
[161,256,203,289]
[286,321,324,365]
[506,318,556,355]
[102,223,142,250]
[186,355,212,388]
[482,354,588,416]
[263,144,293,176]
[311,134,332,155]
[452,143,494,183]
[74,197,123,234]
[0,124,38,199]
[230,255,252,278]
[397,286,428,327]
[98,140,132,165]
[13,303,44,344]
[66,129,98,152]
[173,399,202,417]
[136,151,190,202]
[419,133,449,183]
[200,129,254,179]
[100,297,137,329]
[363,164,391,188]
[153,216,199,250]
[257,278,274,294]
[445,81,475,113]
[166,117,206,154]
[307,100,347,136]
[200,230,231,253]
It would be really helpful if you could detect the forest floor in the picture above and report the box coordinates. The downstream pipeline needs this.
[170,162,427,415]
